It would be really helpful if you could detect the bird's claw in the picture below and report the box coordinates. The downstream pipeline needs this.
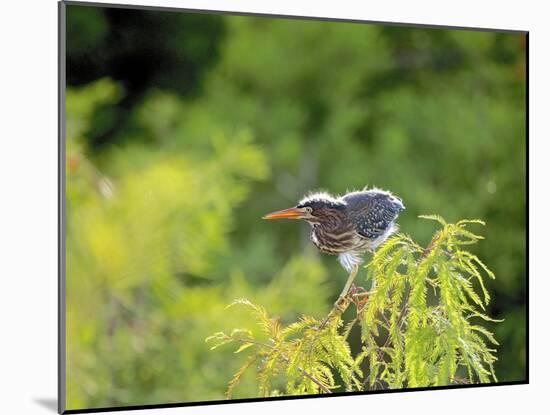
[349,285,372,311]
[321,285,373,330]
[334,296,350,312]
[348,284,367,296]
[334,285,371,312]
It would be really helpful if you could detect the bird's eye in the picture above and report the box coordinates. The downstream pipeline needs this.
[305,207,313,213]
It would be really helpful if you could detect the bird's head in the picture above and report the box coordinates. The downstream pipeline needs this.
[262,192,346,224]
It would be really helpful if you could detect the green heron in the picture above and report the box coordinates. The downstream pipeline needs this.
[263,187,405,308]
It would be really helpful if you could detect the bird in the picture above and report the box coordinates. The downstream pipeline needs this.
[263,187,405,308]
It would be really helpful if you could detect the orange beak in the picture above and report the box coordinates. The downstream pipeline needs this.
[262,207,304,220]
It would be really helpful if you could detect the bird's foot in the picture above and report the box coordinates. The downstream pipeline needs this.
[333,294,350,312]
[349,285,373,311]
[317,296,349,330]
[348,284,367,296]
[318,285,371,331]
[353,288,376,298]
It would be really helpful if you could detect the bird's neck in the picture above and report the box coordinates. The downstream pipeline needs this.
[309,211,345,231]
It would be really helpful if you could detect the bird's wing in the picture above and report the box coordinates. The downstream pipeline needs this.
[343,191,404,240]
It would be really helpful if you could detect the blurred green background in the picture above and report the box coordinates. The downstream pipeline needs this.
[65,4,526,410]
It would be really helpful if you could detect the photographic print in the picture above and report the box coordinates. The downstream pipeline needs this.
[60,1,527,412]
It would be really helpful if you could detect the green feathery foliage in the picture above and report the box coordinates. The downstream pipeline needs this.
[206,216,501,396]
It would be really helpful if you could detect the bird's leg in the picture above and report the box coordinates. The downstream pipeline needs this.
[318,265,359,330]
[350,274,376,302]
[335,263,359,308]
[352,291,370,299]
[350,251,376,301]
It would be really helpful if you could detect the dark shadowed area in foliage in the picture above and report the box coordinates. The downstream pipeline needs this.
[64,3,526,410]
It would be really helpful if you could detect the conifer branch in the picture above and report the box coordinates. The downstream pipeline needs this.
[208,216,500,397]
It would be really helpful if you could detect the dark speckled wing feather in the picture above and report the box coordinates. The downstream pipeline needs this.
[343,190,405,240]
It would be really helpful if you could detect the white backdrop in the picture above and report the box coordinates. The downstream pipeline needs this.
[0,0,544,414]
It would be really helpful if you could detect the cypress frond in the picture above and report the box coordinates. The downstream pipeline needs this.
[456,219,486,227]
[281,315,317,339]
[418,214,447,225]
[226,355,257,398]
